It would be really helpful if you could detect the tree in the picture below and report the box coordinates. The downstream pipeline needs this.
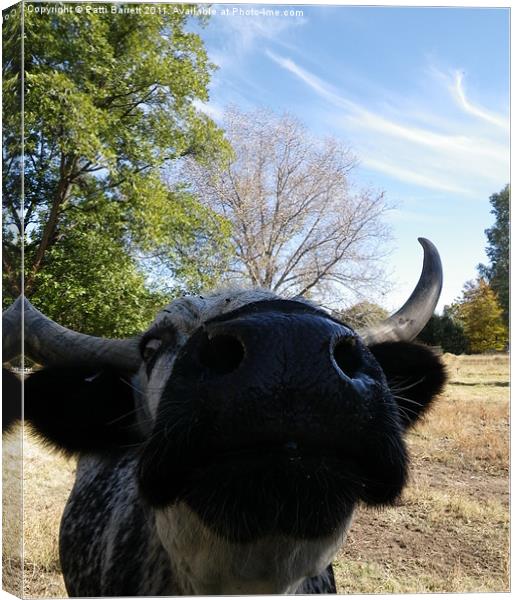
[335,301,389,330]
[31,207,168,337]
[417,314,440,347]
[417,312,467,355]
[185,107,391,306]
[439,309,468,355]
[451,278,508,354]
[2,4,23,307]
[2,4,232,329]
[478,185,509,325]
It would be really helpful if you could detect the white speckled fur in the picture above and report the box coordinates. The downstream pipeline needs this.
[140,288,310,423]
[145,352,177,418]
[155,503,352,595]
[59,288,348,596]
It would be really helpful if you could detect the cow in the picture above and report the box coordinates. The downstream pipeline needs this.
[3,238,446,596]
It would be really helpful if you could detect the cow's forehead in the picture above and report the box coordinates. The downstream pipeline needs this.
[149,288,287,332]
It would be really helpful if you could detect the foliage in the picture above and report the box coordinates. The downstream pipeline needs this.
[450,279,508,354]
[117,178,233,295]
[478,185,509,325]
[2,3,232,332]
[184,106,391,306]
[2,4,23,305]
[28,207,169,337]
[335,301,389,330]
[417,312,468,355]
[439,310,469,355]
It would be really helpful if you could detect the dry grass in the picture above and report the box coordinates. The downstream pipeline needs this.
[3,429,75,598]
[3,429,23,597]
[334,352,509,593]
[2,353,510,596]
[410,353,509,474]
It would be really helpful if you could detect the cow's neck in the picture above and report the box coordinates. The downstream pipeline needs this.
[155,503,350,595]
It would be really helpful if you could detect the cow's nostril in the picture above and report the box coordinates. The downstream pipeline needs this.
[199,334,245,375]
[332,337,362,379]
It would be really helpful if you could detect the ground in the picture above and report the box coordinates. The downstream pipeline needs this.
[2,353,509,596]
[335,353,509,593]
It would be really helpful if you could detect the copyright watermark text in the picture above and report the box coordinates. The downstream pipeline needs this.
[13,3,304,19]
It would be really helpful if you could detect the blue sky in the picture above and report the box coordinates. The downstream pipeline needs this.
[192,4,510,312]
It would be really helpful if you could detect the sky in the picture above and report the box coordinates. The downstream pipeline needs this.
[191,4,510,312]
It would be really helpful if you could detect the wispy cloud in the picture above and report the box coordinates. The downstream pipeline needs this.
[222,14,305,53]
[266,50,347,107]
[266,51,509,198]
[193,99,224,121]
[362,158,470,195]
[200,10,307,112]
[206,12,306,70]
[451,70,508,129]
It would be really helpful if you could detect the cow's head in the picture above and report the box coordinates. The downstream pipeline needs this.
[16,239,445,557]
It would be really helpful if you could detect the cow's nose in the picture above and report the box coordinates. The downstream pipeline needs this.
[196,330,363,379]
[197,313,364,382]
[331,336,363,380]
[199,334,245,375]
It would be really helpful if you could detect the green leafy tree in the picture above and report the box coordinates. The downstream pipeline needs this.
[32,206,168,337]
[2,4,23,308]
[478,184,509,325]
[451,278,508,354]
[439,309,468,355]
[417,312,467,355]
[2,3,232,331]
[417,314,440,346]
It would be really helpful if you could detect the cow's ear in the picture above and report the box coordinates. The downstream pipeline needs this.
[3,368,22,432]
[368,342,447,429]
[24,366,145,456]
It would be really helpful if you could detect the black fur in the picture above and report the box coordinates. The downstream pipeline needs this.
[59,451,337,596]
[298,565,337,594]
[2,368,21,432]
[23,309,447,596]
[24,365,144,455]
[369,342,447,429]
[137,318,446,543]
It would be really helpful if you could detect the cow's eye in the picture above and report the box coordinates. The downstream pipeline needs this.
[142,338,162,362]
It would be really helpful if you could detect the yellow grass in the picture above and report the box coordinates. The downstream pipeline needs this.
[410,353,509,474]
[3,428,75,597]
[3,428,23,597]
[334,353,509,593]
[2,353,510,596]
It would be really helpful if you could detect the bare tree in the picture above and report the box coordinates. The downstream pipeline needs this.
[185,107,391,305]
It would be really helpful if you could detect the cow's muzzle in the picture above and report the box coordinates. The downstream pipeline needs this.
[138,305,408,541]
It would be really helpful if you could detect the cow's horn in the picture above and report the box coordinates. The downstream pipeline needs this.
[3,297,141,371]
[359,238,443,345]
[3,295,23,363]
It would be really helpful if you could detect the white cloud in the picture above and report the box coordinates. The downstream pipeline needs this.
[207,12,306,71]
[193,99,224,121]
[362,158,470,195]
[266,52,509,197]
[451,70,509,129]
[200,12,308,116]
[266,50,348,107]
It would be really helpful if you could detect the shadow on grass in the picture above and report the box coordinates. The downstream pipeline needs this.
[449,381,509,387]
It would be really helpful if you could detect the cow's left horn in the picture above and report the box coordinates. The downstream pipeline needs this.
[3,295,23,363]
[359,238,443,345]
[2,297,141,371]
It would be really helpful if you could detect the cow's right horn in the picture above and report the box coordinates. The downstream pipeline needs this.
[2,297,141,371]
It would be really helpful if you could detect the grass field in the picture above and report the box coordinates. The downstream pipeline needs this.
[2,353,509,596]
